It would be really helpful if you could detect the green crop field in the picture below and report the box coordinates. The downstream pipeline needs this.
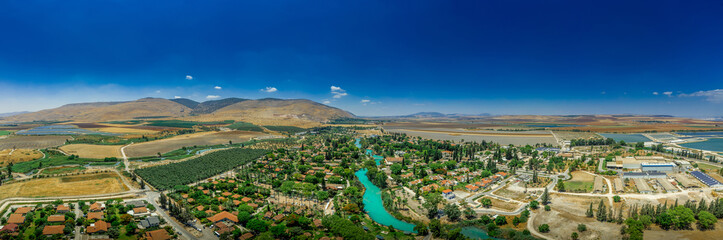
[145,120,234,128]
[564,181,594,192]
[0,130,11,136]
[263,125,306,133]
[227,121,264,132]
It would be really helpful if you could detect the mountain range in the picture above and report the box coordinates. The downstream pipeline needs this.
[1,98,354,125]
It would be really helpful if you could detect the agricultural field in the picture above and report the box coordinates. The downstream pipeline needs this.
[0,172,128,199]
[0,135,71,150]
[134,148,268,190]
[11,151,117,173]
[144,119,233,128]
[0,130,11,136]
[59,143,123,158]
[41,165,87,175]
[227,121,264,132]
[124,130,267,157]
[551,131,601,141]
[263,125,306,133]
[0,149,43,166]
[562,171,595,193]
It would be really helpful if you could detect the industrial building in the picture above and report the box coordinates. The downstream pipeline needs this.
[673,174,698,188]
[691,171,723,188]
[641,163,675,172]
[593,177,605,193]
[613,178,624,193]
[608,156,678,172]
[657,179,679,192]
[634,178,652,194]
[622,172,666,179]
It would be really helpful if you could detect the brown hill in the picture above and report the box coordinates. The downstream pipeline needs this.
[6,98,191,122]
[195,98,354,123]
[5,98,355,125]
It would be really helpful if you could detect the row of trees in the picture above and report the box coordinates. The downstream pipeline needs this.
[134,148,268,190]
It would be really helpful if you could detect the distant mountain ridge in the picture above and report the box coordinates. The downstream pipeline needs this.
[391,112,493,118]
[3,97,355,124]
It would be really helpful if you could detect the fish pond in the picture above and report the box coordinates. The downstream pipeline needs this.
[16,125,119,136]
[597,133,650,143]
[680,138,723,153]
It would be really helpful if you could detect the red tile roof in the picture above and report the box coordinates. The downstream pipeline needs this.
[144,229,171,240]
[42,225,64,235]
[207,211,238,223]
[7,214,25,224]
[87,220,109,233]
[48,215,65,222]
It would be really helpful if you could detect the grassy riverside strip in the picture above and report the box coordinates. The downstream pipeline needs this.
[134,148,268,190]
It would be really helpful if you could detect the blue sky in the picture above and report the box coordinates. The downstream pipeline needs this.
[0,1,721,117]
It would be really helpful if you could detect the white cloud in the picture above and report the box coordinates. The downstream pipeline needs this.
[330,85,348,99]
[185,75,193,80]
[260,87,278,93]
[653,92,659,95]
[206,95,220,99]
[322,100,331,104]
[155,90,161,93]
[361,99,371,103]
[214,86,222,90]
[174,96,182,99]
[680,89,723,103]
[663,91,673,97]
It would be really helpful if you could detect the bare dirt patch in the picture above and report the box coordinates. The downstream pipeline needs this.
[60,144,123,159]
[0,135,71,150]
[0,172,128,199]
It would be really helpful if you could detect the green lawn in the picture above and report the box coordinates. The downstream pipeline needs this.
[42,166,86,175]
[0,130,11,136]
[698,163,721,171]
[564,181,594,192]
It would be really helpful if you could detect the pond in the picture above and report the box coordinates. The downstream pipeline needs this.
[597,133,650,143]
[16,125,119,136]
[680,138,723,153]
[460,226,497,239]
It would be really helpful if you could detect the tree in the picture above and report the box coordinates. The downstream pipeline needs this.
[530,200,539,210]
[697,210,716,230]
[668,206,695,230]
[108,227,120,238]
[414,223,429,236]
[481,198,492,208]
[541,187,549,205]
[586,202,594,217]
[429,219,444,237]
[424,194,443,219]
[613,195,621,202]
[544,205,551,211]
[596,199,607,222]
[247,218,269,233]
[495,216,507,225]
[444,204,461,221]
[464,206,476,220]
[577,223,586,232]
[557,181,566,192]
[538,224,550,233]
[571,232,579,240]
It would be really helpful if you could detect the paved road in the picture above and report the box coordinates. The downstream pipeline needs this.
[145,191,217,240]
